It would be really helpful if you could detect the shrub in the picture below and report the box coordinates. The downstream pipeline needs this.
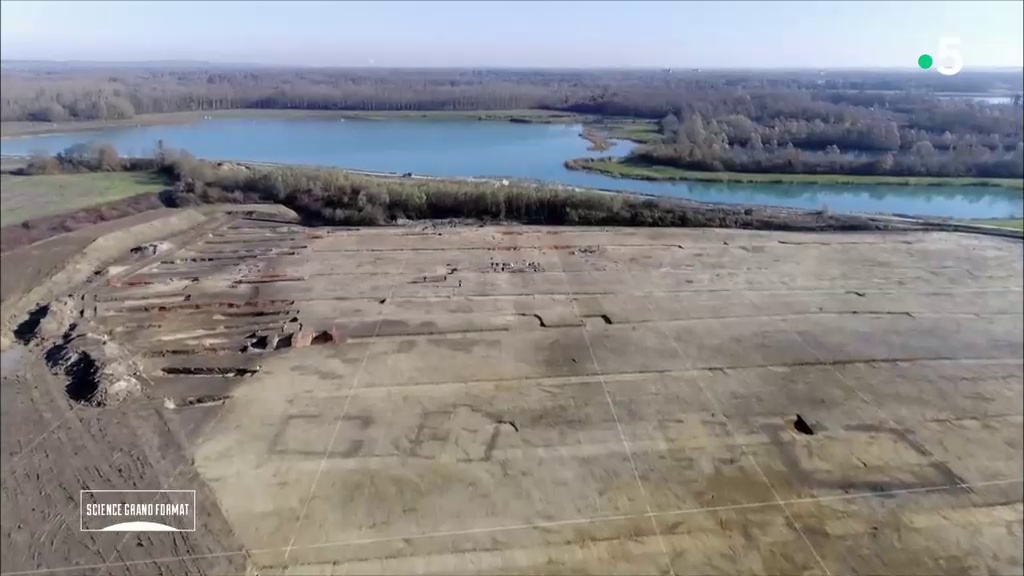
[96,144,122,171]
[23,151,62,175]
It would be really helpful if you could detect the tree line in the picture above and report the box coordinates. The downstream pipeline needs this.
[2,66,1020,122]
[625,112,1024,179]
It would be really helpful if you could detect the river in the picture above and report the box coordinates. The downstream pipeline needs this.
[2,117,1021,219]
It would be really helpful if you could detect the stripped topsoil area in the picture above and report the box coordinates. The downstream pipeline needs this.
[1,207,1022,575]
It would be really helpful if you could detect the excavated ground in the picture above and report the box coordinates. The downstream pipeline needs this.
[2,216,1022,575]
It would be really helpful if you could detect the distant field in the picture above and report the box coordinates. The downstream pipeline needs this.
[0,109,589,138]
[957,218,1024,232]
[565,158,1024,189]
[0,171,167,227]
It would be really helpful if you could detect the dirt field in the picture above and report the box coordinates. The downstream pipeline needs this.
[1,218,1022,575]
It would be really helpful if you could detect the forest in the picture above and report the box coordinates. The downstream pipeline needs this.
[2,65,1022,179]
[616,109,1024,179]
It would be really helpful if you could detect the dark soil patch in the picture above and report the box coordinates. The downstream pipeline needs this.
[793,414,816,436]
[275,333,294,350]
[246,335,270,351]
[311,331,334,345]
[42,328,106,406]
[13,303,50,344]
[178,394,230,407]
[161,366,242,376]
[64,352,101,403]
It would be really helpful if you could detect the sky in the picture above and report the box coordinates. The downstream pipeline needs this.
[1,1,1022,69]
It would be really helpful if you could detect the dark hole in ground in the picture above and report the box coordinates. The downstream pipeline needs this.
[65,353,100,404]
[43,324,77,368]
[793,414,815,435]
[44,341,67,368]
[311,331,334,345]
[275,334,294,350]
[161,366,240,376]
[179,394,230,407]
[249,335,269,350]
[14,304,50,344]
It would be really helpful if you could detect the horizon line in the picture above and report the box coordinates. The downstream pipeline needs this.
[2,59,1023,72]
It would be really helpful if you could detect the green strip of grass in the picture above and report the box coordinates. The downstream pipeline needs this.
[565,158,1024,189]
[955,218,1024,231]
[582,121,663,144]
[0,171,167,227]
[601,123,663,143]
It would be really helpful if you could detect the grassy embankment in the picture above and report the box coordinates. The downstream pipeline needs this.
[0,171,168,227]
[955,218,1024,233]
[974,218,1024,230]
[564,157,1024,189]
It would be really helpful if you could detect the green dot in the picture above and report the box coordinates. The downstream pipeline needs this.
[918,54,933,69]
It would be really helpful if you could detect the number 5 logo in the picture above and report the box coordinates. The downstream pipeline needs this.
[936,37,963,76]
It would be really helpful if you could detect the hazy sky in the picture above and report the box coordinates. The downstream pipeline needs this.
[2,1,1022,69]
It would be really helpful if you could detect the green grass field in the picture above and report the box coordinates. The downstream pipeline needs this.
[956,218,1024,232]
[0,171,168,227]
[581,121,663,145]
[601,122,662,143]
[565,158,1024,189]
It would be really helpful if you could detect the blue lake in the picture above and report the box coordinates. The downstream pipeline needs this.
[2,117,1021,219]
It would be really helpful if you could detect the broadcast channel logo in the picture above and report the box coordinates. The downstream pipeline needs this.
[918,37,964,76]
[80,490,196,532]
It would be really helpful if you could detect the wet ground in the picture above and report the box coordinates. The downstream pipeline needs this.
[3,219,1022,575]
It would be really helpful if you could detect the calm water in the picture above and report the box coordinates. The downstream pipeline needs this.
[3,117,1021,218]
